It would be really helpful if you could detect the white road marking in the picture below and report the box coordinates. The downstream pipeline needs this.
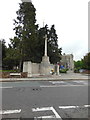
[49,81,88,85]
[73,81,88,84]
[34,115,55,118]
[50,107,62,118]
[32,106,62,119]
[0,87,13,89]
[32,107,51,112]
[40,84,88,88]
[84,105,90,107]
[0,109,21,114]
[49,81,65,84]
[32,105,89,119]
[59,105,90,109]
[59,106,79,109]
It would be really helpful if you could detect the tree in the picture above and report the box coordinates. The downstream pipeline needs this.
[82,52,90,70]
[1,39,7,60]
[3,48,20,70]
[74,60,84,69]
[48,25,61,63]
[0,39,7,69]
[10,1,38,71]
[74,52,90,71]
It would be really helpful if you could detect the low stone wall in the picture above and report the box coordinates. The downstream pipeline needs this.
[1,72,10,78]
[82,70,90,74]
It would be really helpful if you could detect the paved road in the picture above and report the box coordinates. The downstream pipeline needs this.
[0,80,89,119]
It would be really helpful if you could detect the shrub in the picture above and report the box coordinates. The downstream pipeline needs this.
[74,68,80,73]
[59,69,68,73]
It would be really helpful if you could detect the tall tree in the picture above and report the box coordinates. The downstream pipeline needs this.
[1,39,7,69]
[11,1,38,71]
[1,39,6,60]
[48,25,61,63]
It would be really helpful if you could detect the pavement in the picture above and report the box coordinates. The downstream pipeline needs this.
[0,71,89,82]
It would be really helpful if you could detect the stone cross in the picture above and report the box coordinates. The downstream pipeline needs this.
[44,34,48,56]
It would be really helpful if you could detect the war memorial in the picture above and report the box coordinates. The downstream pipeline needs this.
[23,35,60,77]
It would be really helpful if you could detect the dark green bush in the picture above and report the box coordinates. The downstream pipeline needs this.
[74,68,80,73]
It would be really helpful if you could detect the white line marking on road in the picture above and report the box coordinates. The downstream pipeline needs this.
[0,87,13,89]
[59,105,90,109]
[49,81,65,84]
[50,107,62,118]
[32,106,62,119]
[34,115,55,118]
[40,84,88,88]
[32,107,51,112]
[73,81,88,84]
[0,109,21,114]
[59,106,78,109]
[84,105,90,107]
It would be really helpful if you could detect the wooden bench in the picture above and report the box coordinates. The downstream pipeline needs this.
[10,73,21,78]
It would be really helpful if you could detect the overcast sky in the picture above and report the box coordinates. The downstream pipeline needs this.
[0,0,89,61]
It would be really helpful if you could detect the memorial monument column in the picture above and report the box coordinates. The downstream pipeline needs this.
[44,34,47,56]
[40,34,51,75]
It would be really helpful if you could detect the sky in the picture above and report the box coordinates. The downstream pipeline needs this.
[0,0,89,61]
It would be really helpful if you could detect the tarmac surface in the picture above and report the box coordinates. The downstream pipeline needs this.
[0,71,89,119]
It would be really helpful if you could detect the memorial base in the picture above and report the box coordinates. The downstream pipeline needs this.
[40,56,52,75]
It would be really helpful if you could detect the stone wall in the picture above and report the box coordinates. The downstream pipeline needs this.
[23,61,40,77]
[32,63,40,75]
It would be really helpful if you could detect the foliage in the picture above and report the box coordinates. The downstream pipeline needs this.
[74,68,80,73]
[3,47,20,70]
[74,52,90,71]
[1,70,18,72]
[59,69,68,73]
[82,52,90,70]
[48,25,62,63]
[10,2,38,71]
[0,39,7,69]
[74,60,84,70]
[1,39,7,60]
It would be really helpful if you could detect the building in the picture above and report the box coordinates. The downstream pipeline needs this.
[60,53,74,70]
